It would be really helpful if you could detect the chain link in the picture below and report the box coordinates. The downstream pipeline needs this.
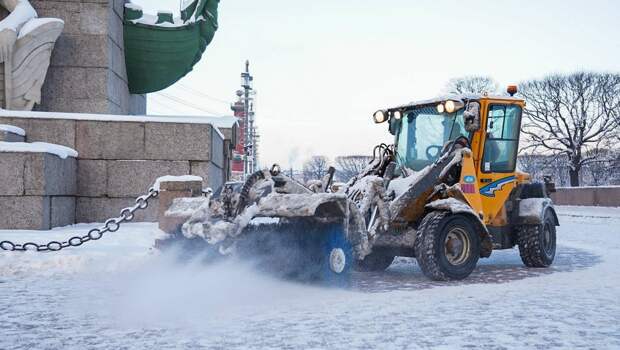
[0,187,159,252]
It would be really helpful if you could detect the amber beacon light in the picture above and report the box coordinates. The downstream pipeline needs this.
[507,85,518,96]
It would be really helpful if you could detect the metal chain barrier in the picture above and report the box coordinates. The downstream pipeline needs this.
[0,187,159,252]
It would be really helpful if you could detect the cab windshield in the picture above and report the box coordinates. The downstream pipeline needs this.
[396,105,468,171]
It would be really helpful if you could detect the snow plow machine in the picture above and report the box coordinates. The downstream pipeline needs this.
[159,87,559,284]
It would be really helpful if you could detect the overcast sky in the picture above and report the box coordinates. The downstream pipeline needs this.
[133,0,620,169]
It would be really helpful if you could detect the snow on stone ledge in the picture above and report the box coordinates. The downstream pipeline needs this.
[124,2,143,11]
[153,175,203,191]
[131,13,192,28]
[0,109,238,129]
[0,124,25,136]
[0,141,78,159]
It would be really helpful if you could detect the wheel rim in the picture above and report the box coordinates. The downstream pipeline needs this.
[329,248,346,274]
[542,223,554,256]
[444,227,471,266]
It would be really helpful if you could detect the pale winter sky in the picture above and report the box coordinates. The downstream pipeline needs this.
[133,0,620,169]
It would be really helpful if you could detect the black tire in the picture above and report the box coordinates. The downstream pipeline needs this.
[414,211,481,281]
[517,210,556,267]
[355,251,395,272]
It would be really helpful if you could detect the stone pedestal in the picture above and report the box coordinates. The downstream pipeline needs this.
[29,0,146,115]
[157,180,204,233]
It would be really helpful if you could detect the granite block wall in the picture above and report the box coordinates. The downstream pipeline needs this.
[0,113,228,228]
[551,187,620,207]
[0,152,76,229]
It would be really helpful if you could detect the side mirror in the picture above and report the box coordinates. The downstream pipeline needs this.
[463,102,481,132]
[389,116,400,135]
[543,175,556,195]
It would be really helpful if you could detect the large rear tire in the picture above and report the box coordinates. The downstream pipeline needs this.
[517,210,556,267]
[414,211,480,281]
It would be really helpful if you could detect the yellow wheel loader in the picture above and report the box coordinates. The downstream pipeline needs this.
[159,86,559,283]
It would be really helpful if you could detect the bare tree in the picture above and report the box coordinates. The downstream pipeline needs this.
[518,153,571,186]
[581,149,620,186]
[302,156,330,182]
[519,72,620,186]
[517,153,546,182]
[334,155,372,181]
[443,76,499,95]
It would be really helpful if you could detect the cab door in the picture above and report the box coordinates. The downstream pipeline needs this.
[477,103,523,224]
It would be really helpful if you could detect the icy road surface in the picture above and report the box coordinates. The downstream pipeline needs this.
[1,206,619,349]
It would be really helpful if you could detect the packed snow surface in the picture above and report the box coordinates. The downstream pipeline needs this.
[1,207,620,349]
[0,124,25,136]
[0,141,77,158]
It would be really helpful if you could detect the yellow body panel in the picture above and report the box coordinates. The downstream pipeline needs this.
[461,97,526,225]
[458,151,483,217]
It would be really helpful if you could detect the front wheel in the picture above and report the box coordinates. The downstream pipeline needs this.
[318,224,354,285]
[517,210,556,267]
[414,211,480,281]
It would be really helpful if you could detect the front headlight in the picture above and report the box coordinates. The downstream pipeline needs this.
[445,100,464,113]
[373,110,388,123]
[270,163,281,176]
[436,103,445,114]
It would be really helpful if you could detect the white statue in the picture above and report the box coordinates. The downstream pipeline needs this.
[0,0,63,110]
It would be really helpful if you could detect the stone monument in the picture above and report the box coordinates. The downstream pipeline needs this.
[0,0,232,230]
[22,0,146,114]
[0,0,63,110]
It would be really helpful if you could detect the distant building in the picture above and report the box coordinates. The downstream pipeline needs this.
[230,100,246,180]
[230,69,259,181]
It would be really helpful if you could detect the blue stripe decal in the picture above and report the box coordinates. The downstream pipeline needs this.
[479,176,516,197]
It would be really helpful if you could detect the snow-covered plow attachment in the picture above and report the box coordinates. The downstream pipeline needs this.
[157,166,369,284]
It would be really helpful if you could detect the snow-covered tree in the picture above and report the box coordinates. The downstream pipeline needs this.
[519,72,620,187]
[334,155,372,181]
[302,155,330,182]
[443,76,499,95]
[517,153,547,181]
[581,149,620,186]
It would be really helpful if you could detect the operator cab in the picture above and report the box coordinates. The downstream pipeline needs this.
[394,103,470,171]
[374,91,523,176]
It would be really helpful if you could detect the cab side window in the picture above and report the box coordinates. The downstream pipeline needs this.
[482,105,522,172]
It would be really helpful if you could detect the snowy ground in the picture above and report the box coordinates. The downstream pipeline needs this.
[1,206,619,349]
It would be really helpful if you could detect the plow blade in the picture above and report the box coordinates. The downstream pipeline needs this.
[158,191,358,285]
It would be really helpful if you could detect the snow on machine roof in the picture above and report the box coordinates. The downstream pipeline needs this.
[393,93,523,110]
